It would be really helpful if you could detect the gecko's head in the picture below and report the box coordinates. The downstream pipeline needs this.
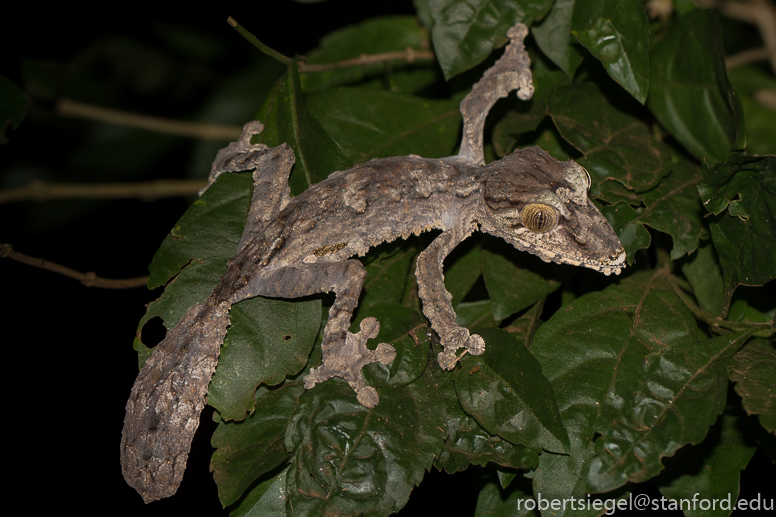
[479,147,625,275]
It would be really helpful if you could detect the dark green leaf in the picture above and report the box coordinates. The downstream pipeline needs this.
[257,61,353,195]
[285,368,447,516]
[474,474,539,517]
[634,158,706,259]
[446,239,483,308]
[647,10,744,163]
[491,53,571,156]
[548,83,670,193]
[301,16,437,94]
[730,339,776,433]
[481,237,563,320]
[436,358,540,474]
[457,300,498,330]
[681,242,725,317]
[532,0,584,77]
[728,66,776,156]
[229,468,289,517]
[146,173,251,289]
[454,328,570,454]
[0,75,29,144]
[211,383,304,506]
[306,87,461,161]
[134,173,252,366]
[571,0,650,103]
[360,305,429,389]
[360,242,418,310]
[699,153,776,310]
[429,0,553,79]
[207,297,321,420]
[588,328,754,492]
[657,408,757,517]
[529,271,747,502]
[599,201,651,264]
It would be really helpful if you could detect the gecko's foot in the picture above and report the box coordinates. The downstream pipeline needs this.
[303,317,396,408]
[437,330,485,370]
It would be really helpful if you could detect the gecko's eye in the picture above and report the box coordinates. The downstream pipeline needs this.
[521,203,557,233]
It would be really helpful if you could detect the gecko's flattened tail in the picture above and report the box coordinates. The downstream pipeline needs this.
[120,299,230,503]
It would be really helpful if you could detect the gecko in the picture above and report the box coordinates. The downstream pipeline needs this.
[121,23,626,503]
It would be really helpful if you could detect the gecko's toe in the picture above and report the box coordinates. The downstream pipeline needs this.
[466,334,486,355]
[375,343,397,365]
[356,386,379,408]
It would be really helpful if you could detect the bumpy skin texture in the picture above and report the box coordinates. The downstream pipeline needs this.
[121,24,626,503]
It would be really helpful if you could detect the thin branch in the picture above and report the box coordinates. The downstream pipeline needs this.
[0,179,206,205]
[56,98,243,140]
[298,48,435,73]
[667,273,774,335]
[227,17,291,65]
[726,47,772,69]
[717,0,776,74]
[1,243,149,289]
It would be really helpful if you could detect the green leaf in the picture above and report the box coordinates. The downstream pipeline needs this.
[429,0,554,79]
[257,60,353,195]
[207,297,321,420]
[657,408,757,517]
[548,82,670,193]
[588,328,754,492]
[360,241,418,310]
[571,0,650,103]
[491,52,572,156]
[446,239,483,308]
[360,305,429,389]
[134,173,252,365]
[481,236,564,320]
[699,153,776,310]
[529,271,748,503]
[228,467,289,517]
[729,339,776,433]
[681,242,725,317]
[647,10,744,164]
[306,87,461,161]
[474,473,539,517]
[435,356,540,474]
[211,383,304,507]
[146,173,252,289]
[599,201,651,264]
[0,75,29,144]
[532,0,584,77]
[301,16,437,94]
[285,368,447,516]
[634,157,706,260]
[454,328,570,454]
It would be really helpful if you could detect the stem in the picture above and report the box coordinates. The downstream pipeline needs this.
[1,243,149,289]
[227,17,291,65]
[0,179,206,205]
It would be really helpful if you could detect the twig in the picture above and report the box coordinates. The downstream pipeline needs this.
[726,47,772,69]
[0,179,206,205]
[56,98,243,140]
[718,0,776,74]
[667,273,774,334]
[227,17,292,65]
[1,243,149,289]
[298,48,435,73]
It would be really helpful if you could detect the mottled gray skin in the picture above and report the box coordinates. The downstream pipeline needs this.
[121,23,625,503]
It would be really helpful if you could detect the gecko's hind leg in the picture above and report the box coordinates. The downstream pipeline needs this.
[227,259,396,408]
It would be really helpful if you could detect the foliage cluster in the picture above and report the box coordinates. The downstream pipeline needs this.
[76,0,775,515]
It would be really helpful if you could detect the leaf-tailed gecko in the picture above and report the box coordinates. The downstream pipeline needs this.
[121,24,625,503]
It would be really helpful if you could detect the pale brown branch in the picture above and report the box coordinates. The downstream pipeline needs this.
[0,179,206,205]
[298,48,435,73]
[56,98,243,140]
[726,47,772,68]
[1,242,149,289]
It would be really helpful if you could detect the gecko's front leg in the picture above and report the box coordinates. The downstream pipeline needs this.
[228,259,396,408]
[415,223,483,370]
